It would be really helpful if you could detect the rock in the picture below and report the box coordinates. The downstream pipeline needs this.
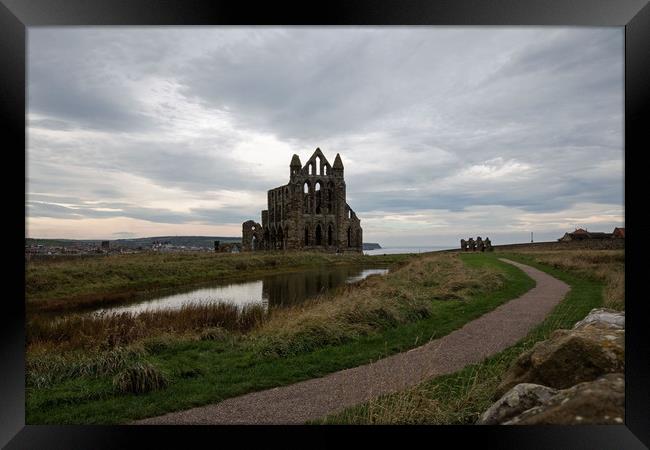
[503,373,624,425]
[476,383,558,425]
[573,308,625,330]
[495,322,624,397]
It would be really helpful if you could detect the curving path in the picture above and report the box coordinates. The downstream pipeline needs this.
[134,258,569,425]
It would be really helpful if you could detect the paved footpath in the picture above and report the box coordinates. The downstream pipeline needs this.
[134,258,569,425]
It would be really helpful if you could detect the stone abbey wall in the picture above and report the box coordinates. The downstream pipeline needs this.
[242,148,363,253]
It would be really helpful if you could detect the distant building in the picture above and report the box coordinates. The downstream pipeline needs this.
[612,227,625,239]
[215,242,242,253]
[558,228,617,242]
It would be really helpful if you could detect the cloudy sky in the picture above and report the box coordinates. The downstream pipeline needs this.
[26,27,624,246]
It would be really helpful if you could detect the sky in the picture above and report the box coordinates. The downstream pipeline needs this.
[26,27,624,246]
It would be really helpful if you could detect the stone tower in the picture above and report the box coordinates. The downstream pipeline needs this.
[242,148,362,252]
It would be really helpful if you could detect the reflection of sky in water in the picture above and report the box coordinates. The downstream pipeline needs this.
[345,269,390,283]
[93,267,388,316]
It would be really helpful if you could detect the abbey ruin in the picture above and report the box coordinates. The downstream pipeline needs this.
[242,148,363,253]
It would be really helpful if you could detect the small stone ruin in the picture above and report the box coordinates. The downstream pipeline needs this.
[460,236,493,252]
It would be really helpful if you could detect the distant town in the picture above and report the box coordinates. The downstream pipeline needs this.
[24,236,242,258]
[25,236,385,258]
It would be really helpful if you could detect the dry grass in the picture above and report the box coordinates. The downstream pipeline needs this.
[500,249,624,310]
[27,302,265,351]
[253,253,504,357]
[112,362,168,394]
[26,345,148,389]
[356,366,497,424]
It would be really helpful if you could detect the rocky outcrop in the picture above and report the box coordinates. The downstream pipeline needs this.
[479,308,625,425]
[494,308,624,397]
[502,373,624,425]
[477,383,558,425]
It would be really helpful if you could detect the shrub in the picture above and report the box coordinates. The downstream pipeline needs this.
[112,362,168,394]
[26,346,146,388]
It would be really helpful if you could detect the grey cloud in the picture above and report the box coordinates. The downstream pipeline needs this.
[27,200,256,226]
[27,130,268,194]
[26,27,624,239]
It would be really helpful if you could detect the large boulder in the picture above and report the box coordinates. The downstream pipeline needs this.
[503,373,624,425]
[477,383,558,425]
[494,319,624,398]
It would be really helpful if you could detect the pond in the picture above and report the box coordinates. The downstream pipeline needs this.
[92,265,389,316]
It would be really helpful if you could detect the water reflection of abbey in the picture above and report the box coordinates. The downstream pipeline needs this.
[261,267,354,309]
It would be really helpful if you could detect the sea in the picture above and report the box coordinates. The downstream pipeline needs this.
[363,245,456,255]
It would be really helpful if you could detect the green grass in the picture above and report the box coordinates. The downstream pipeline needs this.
[317,251,605,424]
[26,251,409,311]
[26,253,534,424]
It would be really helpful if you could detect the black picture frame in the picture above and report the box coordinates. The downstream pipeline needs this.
[2,0,648,448]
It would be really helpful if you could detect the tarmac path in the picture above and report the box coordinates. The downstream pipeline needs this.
[134,258,569,425]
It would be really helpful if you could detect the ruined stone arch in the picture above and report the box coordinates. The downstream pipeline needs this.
[303,181,311,213]
[315,223,323,246]
[315,181,323,214]
[327,223,334,246]
[304,224,310,246]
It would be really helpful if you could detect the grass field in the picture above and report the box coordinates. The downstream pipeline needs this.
[318,249,619,424]
[26,252,534,424]
[494,249,624,310]
[25,251,408,311]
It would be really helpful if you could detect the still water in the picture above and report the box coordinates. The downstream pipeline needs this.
[93,266,389,316]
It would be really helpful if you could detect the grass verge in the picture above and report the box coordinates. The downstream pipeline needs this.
[317,251,606,424]
[26,252,533,424]
[494,249,623,310]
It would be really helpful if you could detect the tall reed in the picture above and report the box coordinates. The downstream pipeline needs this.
[28,302,266,350]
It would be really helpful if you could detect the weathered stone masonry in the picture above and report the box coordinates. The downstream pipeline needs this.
[242,148,362,253]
